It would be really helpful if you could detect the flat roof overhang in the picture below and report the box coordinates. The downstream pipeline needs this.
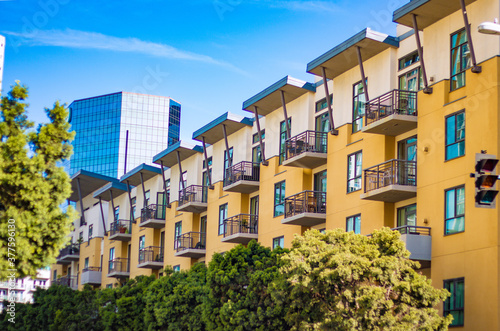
[69,170,118,201]
[242,76,316,116]
[306,28,399,79]
[93,181,130,201]
[152,141,203,167]
[119,163,162,186]
[192,112,253,145]
[393,0,477,29]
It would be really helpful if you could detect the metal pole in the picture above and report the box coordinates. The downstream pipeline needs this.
[76,178,86,225]
[176,151,186,190]
[109,190,116,215]
[126,181,134,222]
[411,14,433,94]
[160,160,170,207]
[356,46,369,102]
[222,124,232,169]
[459,0,481,73]
[320,67,338,135]
[139,172,147,207]
[280,90,291,138]
[253,106,268,166]
[98,197,107,235]
[201,136,214,189]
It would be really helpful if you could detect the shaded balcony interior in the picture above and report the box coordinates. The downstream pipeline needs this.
[221,214,259,244]
[138,246,164,269]
[282,191,326,226]
[177,185,208,213]
[81,267,102,286]
[140,204,167,228]
[108,219,133,241]
[360,159,417,202]
[362,90,417,136]
[175,232,206,258]
[56,243,80,264]
[223,161,260,194]
[283,131,328,168]
[107,258,130,278]
[54,275,78,290]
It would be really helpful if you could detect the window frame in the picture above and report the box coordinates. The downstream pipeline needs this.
[352,80,366,133]
[346,214,361,234]
[279,118,291,164]
[444,185,465,236]
[398,50,420,71]
[443,277,465,326]
[174,221,182,249]
[274,180,286,217]
[397,203,417,227]
[218,203,228,235]
[347,151,363,193]
[450,28,471,91]
[315,94,332,113]
[445,110,465,161]
[273,236,284,250]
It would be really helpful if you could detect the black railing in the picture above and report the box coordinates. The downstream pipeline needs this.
[393,225,431,236]
[178,185,208,207]
[364,159,416,193]
[108,258,130,274]
[138,246,164,264]
[82,266,101,273]
[140,204,167,223]
[55,275,78,288]
[223,214,258,237]
[223,161,260,187]
[285,131,328,160]
[284,191,327,218]
[57,243,80,259]
[109,219,133,236]
[176,232,206,252]
[365,89,418,126]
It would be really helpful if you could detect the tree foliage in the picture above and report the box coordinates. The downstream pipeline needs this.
[0,82,75,278]
[274,228,452,330]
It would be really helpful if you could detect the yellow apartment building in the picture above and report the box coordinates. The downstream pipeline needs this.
[52,0,500,328]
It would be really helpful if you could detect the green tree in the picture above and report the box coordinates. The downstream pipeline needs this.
[274,228,452,330]
[0,82,75,278]
[203,240,289,331]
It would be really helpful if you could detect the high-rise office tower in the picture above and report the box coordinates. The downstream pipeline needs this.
[0,35,5,93]
[69,92,180,178]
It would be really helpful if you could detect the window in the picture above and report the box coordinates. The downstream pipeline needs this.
[347,151,362,193]
[106,284,113,289]
[252,145,263,163]
[179,171,187,190]
[252,130,265,143]
[160,231,165,253]
[315,112,330,133]
[398,51,419,70]
[174,222,182,249]
[53,270,57,281]
[114,206,119,221]
[444,278,465,326]
[273,236,284,249]
[445,111,465,160]
[315,94,332,113]
[399,67,423,92]
[173,265,180,272]
[346,214,361,234]
[352,81,366,133]
[451,29,471,91]
[109,247,115,271]
[250,195,259,215]
[88,224,93,240]
[218,203,228,235]
[131,197,136,220]
[397,204,416,227]
[79,231,83,242]
[145,190,150,206]
[279,118,291,164]
[202,156,212,169]
[445,186,465,235]
[156,192,167,219]
[274,181,286,217]
[84,257,89,269]
[224,148,233,173]
[200,216,207,234]
[139,235,145,251]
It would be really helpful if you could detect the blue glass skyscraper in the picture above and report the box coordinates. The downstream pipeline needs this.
[69,92,180,178]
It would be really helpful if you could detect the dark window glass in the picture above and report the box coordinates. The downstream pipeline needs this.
[315,94,332,113]
[397,204,416,227]
[445,111,465,160]
[347,151,362,193]
[445,186,465,235]
[398,51,419,70]
[279,118,291,164]
[451,29,471,91]
[274,181,286,217]
[346,214,361,234]
[444,278,465,326]
[352,81,366,133]
[273,236,284,249]
[218,204,228,235]
[174,222,182,249]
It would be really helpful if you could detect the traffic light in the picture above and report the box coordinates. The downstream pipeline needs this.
[474,153,499,207]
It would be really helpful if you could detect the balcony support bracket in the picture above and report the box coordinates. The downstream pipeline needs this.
[253,106,268,166]
[201,136,214,190]
[356,46,370,102]
[320,67,338,136]
[98,196,107,235]
[160,160,172,207]
[459,0,481,73]
[76,177,86,226]
[280,90,291,138]
[126,181,135,223]
[177,151,186,191]
[411,14,433,94]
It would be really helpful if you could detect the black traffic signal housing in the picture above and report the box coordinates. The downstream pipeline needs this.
[474,153,499,207]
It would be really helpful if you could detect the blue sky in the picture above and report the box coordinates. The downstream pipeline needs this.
[1,0,405,142]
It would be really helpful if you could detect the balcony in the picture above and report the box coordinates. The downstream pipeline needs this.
[107,258,130,278]
[360,159,416,203]
[362,89,418,136]
[140,204,167,229]
[138,246,164,269]
[393,225,431,266]
[221,214,258,244]
[54,275,78,290]
[175,232,206,258]
[223,161,260,194]
[56,243,80,264]
[177,185,208,213]
[282,191,326,226]
[81,267,102,286]
[109,220,133,241]
[283,131,328,168]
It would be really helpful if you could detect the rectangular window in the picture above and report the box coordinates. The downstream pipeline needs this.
[397,204,417,227]
[252,145,263,163]
[250,195,259,215]
[145,190,150,206]
[174,222,182,249]
[131,197,136,220]
[139,235,145,251]
[273,236,284,249]
[274,181,286,217]
[202,156,213,169]
[315,112,330,133]
[106,284,113,289]
[200,215,207,234]
[88,224,93,240]
[173,265,180,272]
[347,151,362,193]
[315,94,332,113]
[279,118,291,164]
[224,147,234,173]
[346,214,361,234]
[84,257,89,269]
[445,186,465,235]
[352,81,366,133]
[53,270,57,281]
[398,67,423,92]
[109,247,115,272]
[451,29,471,91]
[445,111,465,160]
[79,231,83,242]
[179,171,187,190]
[398,51,419,70]
[444,278,465,326]
[218,203,228,235]
[114,206,119,221]
[252,130,265,143]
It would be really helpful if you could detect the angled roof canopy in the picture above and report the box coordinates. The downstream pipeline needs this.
[93,182,130,201]
[242,76,316,116]
[152,141,203,168]
[69,170,118,201]
[192,112,254,145]
[119,163,162,186]
[393,0,477,29]
[306,28,399,79]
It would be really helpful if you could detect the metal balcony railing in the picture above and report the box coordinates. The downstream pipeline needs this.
[223,161,260,187]
[223,214,258,237]
[176,232,206,252]
[82,266,101,273]
[138,246,164,264]
[108,258,130,274]
[393,225,431,236]
[109,219,133,236]
[141,204,167,223]
[57,243,80,259]
[284,191,326,218]
[178,185,208,207]
[285,130,328,161]
[55,275,78,288]
[365,89,418,126]
[364,159,416,193]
